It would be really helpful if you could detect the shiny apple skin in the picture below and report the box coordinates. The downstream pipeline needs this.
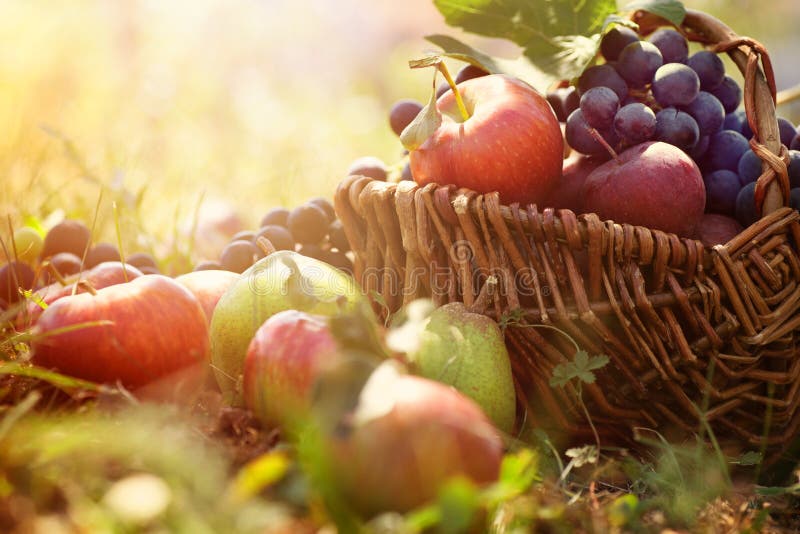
[410,74,563,206]
[31,274,209,389]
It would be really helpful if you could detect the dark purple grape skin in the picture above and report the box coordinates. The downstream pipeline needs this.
[791,188,800,211]
[40,220,91,260]
[194,260,222,272]
[778,118,797,148]
[579,87,619,129]
[389,99,424,137]
[231,230,256,244]
[400,161,413,181]
[741,119,753,140]
[600,26,640,61]
[318,249,353,274]
[455,64,489,84]
[704,169,743,216]
[613,103,656,144]
[436,82,450,99]
[789,150,800,189]
[735,182,758,227]
[220,240,259,273]
[328,220,350,252]
[737,149,762,184]
[578,65,628,101]
[85,243,121,268]
[347,156,387,181]
[682,91,725,136]
[652,63,700,107]
[616,41,663,88]
[688,135,710,161]
[707,130,750,172]
[792,134,800,151]
[565,109,607,156]
[308,197,336,223]
[260,208,290,228]
[48,252,83,277]
[723,111,746,134]
[287,203,330,244]
[647,28,689,64]
[256,225,295,251]
[546,86,580,122]
[0,261,35,304]
[687,51,725,90]
[709,76,742,113]
[127,252,158,270]
[654,108,700,152]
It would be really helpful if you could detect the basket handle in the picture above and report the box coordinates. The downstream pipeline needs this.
[635,9,788,217]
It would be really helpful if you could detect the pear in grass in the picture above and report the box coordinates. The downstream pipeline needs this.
[396,300,517,434]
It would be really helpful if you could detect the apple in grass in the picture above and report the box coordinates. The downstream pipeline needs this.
[174,269,239,325]
[31,275,209,391]
[402,60,562,206]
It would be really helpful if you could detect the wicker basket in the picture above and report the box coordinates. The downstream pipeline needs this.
[335,9,799,458]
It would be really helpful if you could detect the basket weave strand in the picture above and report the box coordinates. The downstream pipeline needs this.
[335,9,800,457]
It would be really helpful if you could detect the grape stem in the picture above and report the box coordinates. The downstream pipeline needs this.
[587,127,620,162]
[437,62,470,122]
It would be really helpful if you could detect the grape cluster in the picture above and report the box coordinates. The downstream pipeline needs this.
[0,220,160,310]
[549,26,800,229]
[205,197,353,274]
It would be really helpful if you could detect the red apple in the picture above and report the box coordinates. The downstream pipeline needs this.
[544,154,606,212]
[328,368,503,516]
[31,274,209,389]
[695,213,743,247]
[174,269,239,324]
[22,262,143,326]
[582,141,705,237]
[243,310,340,428]
[408,74,563,206]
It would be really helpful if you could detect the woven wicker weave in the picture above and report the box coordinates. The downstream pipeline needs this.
[335,9,799,457]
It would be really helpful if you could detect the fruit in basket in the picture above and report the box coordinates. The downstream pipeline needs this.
[209,250,363,403]
[405,73,563,206]
[389,99,424,137]
[31,274,208,389]
[347,156,387,181]
[582,141,704,236]
[545,154,605,212]
[408,302,516,433]
[243,310,340,429]
[696,214,743,247]
[327,363,503,516]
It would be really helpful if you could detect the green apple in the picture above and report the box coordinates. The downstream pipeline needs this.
[406,301,516,433]
[210,250,364,404]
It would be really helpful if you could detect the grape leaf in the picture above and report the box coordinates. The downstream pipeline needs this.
[623,0,686,27]
[549,350,610,387]
[432,0,617,83]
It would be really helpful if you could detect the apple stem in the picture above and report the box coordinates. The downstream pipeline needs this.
[588,128,620,162]
[437,62,470,122]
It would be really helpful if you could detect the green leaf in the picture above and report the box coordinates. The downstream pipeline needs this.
[623,0,686,27]
[730,450,763,466]
[432,0,618,84]
[437,477,479,534]
[608,494,640,527]
[549,350,609,387]
[400,67,442,151]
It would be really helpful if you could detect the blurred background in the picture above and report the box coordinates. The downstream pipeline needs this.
[0,0,798,266]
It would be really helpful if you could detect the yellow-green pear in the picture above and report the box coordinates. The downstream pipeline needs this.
[408,301,516,433]
[210,250,364,404]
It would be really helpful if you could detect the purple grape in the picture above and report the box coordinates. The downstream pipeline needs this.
[600,26,640,61]
[654,108,700,152]
[707,130,750,172]
[736,182,758,227]
[617,41,663,88]
[455,64,488,84]
[565,109,607,156]
[579,87,619,129]
[705,169,744,215]
[790,150,800,189]
[778,117,797,148]
[613,103,656,144]
[709,76,742,113]
[682,91,725,136]
[792,134,800,151]
[687,51,725,90]
[723,111,746,134]
[546,86,580,122]
[791,188,800,211]
[737,149,762,184]
[647,28,689,64]
[578,65,628,101]
[688,135,710,161]
[652,63,700,107]
[741,119,754,140]
[389,99,424,137]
